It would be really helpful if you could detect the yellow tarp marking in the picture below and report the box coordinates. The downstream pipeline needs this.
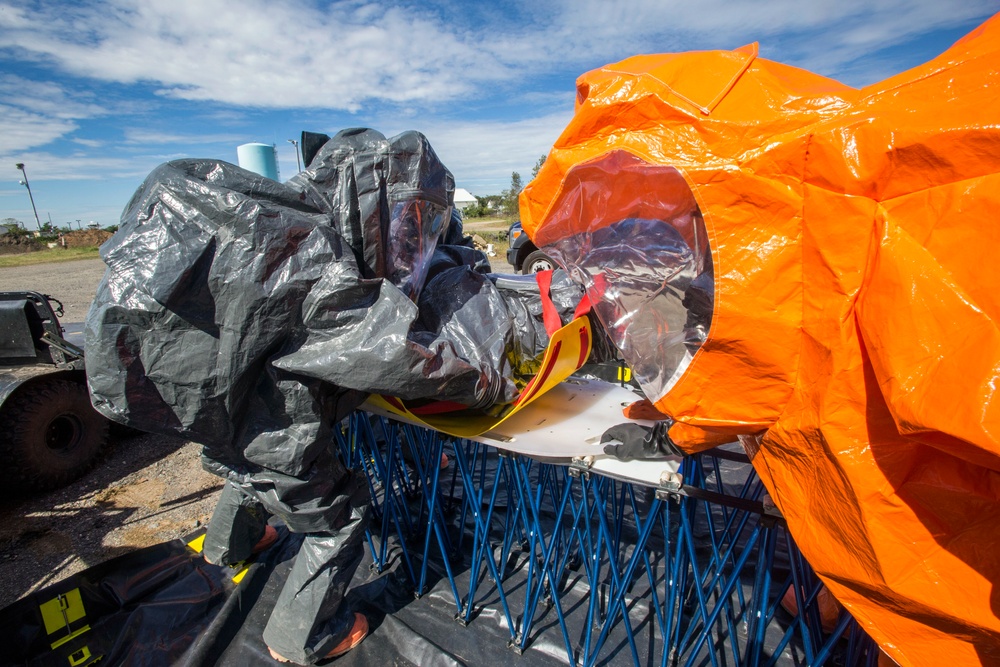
[186,533,206,553]
[40,589,86,636]
[67,645,93,666]
[39,588,91,650]
[189,531,252,583]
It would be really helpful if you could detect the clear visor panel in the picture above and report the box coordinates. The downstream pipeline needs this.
[542,160,713,403]
[386,199,450,300]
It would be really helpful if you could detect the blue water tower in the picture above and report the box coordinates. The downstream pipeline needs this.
[236,143,280,181]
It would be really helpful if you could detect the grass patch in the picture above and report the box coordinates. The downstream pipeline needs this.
[492,239,511,259]
[463,217,515,235]
[0,246,102,268]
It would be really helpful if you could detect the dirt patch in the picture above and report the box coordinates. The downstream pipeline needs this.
[60,229,112,248]
[0,434,222,607]
[0,258,107,323]
[0,233,43,255]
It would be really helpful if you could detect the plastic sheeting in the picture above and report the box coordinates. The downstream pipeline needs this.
[520,15,1000,666]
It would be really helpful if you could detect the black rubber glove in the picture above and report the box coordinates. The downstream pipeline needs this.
[601,421,685,460]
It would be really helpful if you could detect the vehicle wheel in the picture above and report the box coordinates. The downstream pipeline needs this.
[521,249,556,274]
[0,379,109,494]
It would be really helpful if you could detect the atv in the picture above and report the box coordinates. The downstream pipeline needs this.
[0,292,109,493]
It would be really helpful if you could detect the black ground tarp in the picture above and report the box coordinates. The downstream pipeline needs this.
[0,447,865,667]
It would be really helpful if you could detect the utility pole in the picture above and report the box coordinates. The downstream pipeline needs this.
[287,139,302,172]
[14,163,41,231]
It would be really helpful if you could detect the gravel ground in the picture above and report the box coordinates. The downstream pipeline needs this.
[0,258,220,609]
[0,251,518,609]
[0,258,108,323]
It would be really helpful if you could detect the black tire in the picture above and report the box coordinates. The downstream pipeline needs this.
[521,249,556,274]
[0,379,109,494]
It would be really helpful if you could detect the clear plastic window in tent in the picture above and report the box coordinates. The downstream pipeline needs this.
[538,151,713,404]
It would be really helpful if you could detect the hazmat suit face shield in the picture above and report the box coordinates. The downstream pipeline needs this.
[385,199,451,300]
[537,153,713,404]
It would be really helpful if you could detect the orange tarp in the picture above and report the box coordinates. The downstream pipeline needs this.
[521,15,1000,666]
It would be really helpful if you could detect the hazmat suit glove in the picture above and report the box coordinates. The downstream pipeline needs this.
[601,421,685,460]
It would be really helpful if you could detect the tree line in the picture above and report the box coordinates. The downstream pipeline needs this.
[462,155,546,220]
[1,218,118,238]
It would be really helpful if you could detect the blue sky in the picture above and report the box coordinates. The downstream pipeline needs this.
[1,0,998,229]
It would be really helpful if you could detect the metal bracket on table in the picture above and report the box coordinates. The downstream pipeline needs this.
[568,455,595,479]
[655,470,684,500]
[760,492,783,527]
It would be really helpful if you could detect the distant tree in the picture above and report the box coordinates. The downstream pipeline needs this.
[511,171,523,193]
[1,218,27,236]
[502,171,524,217]
[463,198,490,218]
[531,154,547,179]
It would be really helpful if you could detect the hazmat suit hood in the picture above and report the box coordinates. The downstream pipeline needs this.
[289,128,454,301]
[521,15,1000,666]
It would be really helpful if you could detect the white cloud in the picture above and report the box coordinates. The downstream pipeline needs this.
[0,74,111,154]
[0,106,79,153]
[543,0,1000,82]
[0,75,105,119]
[401,111,575,193]
[0,0,503,110]
[71,138,104,148]
[0,151,152,181]
[122,129,249,146]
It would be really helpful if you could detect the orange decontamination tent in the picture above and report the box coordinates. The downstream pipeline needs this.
[521,15,1000,666]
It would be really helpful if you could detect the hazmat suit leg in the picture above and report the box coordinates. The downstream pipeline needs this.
[260,476,370,664]
[202,480,271,566]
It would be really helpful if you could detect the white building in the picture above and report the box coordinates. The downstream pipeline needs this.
[453,188,477,211]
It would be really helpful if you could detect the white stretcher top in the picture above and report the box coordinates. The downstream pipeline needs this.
[363,376,681,488]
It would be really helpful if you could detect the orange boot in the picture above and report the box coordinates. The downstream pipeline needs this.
[268,613,369,663]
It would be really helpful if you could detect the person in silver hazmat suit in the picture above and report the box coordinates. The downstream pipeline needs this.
[85,128,467,663]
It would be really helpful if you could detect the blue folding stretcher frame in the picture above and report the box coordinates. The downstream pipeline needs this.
[334,411,881,667]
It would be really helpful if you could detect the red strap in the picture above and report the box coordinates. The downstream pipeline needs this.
[572,294,592,320]
[572,271,608,320]
[381,395,469,416]
[534,270,563,336]
[408,400,469,415]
